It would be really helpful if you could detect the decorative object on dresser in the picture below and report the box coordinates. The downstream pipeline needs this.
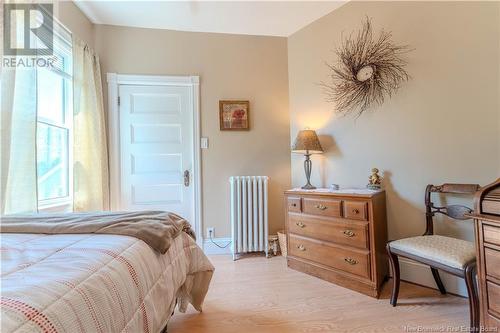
[386,183,481,332]
[367,168,382,190]
[291,129,324,190]
[330,183,340,191]
[284,188,388,297]
[219,100,249,130]
[470,178,500,330]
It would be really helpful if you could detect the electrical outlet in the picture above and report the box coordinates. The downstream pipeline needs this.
[206,227,215,238]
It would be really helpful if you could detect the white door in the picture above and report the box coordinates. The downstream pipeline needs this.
[118,84,194,222]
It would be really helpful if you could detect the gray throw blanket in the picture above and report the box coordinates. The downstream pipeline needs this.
[0,211,195,254]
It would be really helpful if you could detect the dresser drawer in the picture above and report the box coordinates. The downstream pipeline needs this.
[485,247,500,280]
[288,214,369,249]
[288,234,371,279]
[303,198,342,218]
[484,224,500,247]
[287,197,302,213]
[487,281,500,316]
[343,201,368,221]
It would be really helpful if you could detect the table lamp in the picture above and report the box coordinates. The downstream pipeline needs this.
[292,129,324,189]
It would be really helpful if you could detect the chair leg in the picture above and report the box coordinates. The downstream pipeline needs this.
[430,268,447,294]
[386,243,400,307]
[464,263,479,332]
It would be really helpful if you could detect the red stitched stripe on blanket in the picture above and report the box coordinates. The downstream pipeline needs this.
[100,272,128,331]
[4,246,151,333]
[1,297,58,333]
[55,280,104,333]
[36,284,86,333]
[97,249,150,333]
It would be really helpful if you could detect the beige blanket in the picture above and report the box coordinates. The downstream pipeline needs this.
[1,232,214,333]
[0,211,194,254]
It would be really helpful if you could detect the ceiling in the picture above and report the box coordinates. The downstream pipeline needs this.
[74,1,346,37]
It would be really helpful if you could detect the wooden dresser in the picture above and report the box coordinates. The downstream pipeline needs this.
[471,178,500,329]
[284,189,388,297]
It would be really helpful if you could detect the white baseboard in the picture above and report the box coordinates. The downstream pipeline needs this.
[398,257,467,297]
[203,237,232,255]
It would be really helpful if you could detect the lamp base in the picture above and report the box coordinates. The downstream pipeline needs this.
[302,153,317,190]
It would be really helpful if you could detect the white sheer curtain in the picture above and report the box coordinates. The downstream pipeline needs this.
[1,9,38,214]
[0,67,38,214]
[72,36,109,211]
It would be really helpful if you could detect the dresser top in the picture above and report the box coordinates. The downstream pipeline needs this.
[285,188,384,198]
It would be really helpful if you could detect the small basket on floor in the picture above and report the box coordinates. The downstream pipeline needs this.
[277,230,287,257]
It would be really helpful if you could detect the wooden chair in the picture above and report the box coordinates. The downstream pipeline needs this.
[386,183,481,332]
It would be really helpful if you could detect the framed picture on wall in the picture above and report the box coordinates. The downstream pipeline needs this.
[219,100,250,130]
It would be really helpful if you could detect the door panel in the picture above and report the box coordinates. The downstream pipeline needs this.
[131,124,182,144]
[131,154,181,175]
[130,93,181,114]
[119,85,193,222]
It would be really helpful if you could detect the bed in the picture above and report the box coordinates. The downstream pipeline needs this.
[1,212,214,333]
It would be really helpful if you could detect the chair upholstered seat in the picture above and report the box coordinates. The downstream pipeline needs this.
[386,183,481,331]
[389,235,475,269]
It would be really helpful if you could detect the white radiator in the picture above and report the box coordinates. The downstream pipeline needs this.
[230,176,269,260]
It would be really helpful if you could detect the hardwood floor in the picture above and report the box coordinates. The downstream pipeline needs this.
[169,255,468,333]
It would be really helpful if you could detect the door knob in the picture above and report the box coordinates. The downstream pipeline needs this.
[184,170,190,187]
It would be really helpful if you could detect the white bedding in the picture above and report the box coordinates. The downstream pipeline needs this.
[0,232,214,333]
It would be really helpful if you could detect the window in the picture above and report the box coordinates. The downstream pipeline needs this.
[36,22,73,211]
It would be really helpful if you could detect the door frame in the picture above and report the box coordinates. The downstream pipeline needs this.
[106,73,202,245]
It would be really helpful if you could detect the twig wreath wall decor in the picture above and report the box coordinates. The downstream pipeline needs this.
[321,18,412,117]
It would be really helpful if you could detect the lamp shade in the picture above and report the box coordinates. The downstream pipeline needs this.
[291,129,324,154]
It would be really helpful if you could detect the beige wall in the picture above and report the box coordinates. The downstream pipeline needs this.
[55,2,500,291]
[56,1,94,47]
[93,25,291,238]
[288,1,499,294]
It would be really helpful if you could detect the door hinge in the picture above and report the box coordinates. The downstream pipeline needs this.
[118,96,121,106]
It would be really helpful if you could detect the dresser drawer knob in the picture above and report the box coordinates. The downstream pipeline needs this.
[291,203,297,207]
[352,208,360,214]
[343,230,355,237]
[315,204,328,210]
[297,244,306,251]
[344,258,358,265]
[295,221,305,228]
